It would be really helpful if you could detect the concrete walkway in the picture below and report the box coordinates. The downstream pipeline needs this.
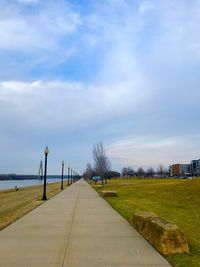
[0,179,171,267]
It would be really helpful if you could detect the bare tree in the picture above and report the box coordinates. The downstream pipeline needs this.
[121,167,135,177]
[85,163,93,180]
[146,167,155,178]
[137,167,145,177]
[164,167,170,177]
[157,164,165,177]
[92,142,110,185]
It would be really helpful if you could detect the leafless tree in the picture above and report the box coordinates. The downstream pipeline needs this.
[157,164,165,177]
[137,167,145,177]
[164,168,170,177]
[85,163,92,180]
[146,167,155,178]
[92,142,110,185]
[121,167,135,177]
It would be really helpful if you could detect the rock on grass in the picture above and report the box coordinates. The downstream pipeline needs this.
[101,191,117,197]
[132,212,189,255]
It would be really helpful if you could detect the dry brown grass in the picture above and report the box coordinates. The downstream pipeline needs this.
[0,181,69,230]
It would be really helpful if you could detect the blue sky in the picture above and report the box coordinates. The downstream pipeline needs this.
[0,0,200,174]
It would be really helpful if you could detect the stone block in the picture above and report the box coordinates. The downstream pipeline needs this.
[132,212,189,255]
[101,191,117,197]
[132,212,157,235]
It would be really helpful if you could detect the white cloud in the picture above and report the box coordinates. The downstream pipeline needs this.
[0,0,81,71]
[17,0,38,4]
[138,1,155,13]
[107,135,200,169]
[1,1,200,173]
[140,1,200,63]
[0,79,152,134]
[0,12,81,50]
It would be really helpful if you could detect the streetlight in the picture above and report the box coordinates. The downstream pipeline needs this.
[71,168,73,184]
[68,166,70,186]
[61,160,64,190]
[42,146,49,200]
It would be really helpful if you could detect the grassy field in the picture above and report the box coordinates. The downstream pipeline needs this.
[92,178,200,267]
[0,181,69,231]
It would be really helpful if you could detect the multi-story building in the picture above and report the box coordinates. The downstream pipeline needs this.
[169,164,190,177]
[190,159,200,176]
[181,164,191,177]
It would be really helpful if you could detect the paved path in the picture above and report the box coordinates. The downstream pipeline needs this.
[0,179,171,267]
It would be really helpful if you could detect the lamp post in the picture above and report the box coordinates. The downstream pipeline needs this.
[42,146,49,200]
[61,160,64,190]
[71,168,73,184]
[68,166,70,186]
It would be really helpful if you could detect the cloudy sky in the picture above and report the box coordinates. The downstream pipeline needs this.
[0,0,200,174]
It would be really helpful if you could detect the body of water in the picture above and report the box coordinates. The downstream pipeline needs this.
[0,178,68,190]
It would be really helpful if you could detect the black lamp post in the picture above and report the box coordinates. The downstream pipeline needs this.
[71,168,73,184]
[68,166,70,186]
[42,146,49,200]
[61,160,64,190]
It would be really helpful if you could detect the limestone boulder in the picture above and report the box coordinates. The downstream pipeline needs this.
[132,212,157,236]
[132,212,189,255]
[101,191,117,197]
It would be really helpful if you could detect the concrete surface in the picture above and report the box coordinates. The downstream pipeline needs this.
[0,179,171,267]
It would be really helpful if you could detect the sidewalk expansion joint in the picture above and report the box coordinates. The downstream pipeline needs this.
[61,184,81,267]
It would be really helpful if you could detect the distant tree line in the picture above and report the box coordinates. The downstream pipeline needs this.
[84,142,169,184]
[121,164,169,178]
[0,174,38,180]
[84,163,120,180]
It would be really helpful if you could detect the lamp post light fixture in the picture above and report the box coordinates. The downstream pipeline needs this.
[61,160,64,190]
[68,166,70,186]
[42,146,49,201]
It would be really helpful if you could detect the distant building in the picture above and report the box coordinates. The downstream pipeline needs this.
[190,159,200,176]
[169,164,190,177]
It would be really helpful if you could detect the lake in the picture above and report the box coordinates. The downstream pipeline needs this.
[0,177,69,190]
